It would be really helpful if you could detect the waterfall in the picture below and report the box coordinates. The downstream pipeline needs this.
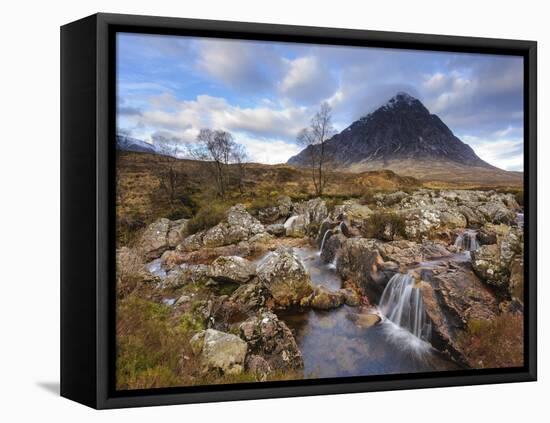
[284,215,299,229]
[454,229,479,251]
[318,229,331,256]
[328,254,338,270]
[378,273,431,341]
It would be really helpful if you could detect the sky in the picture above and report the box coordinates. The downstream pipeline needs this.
[116,33,524,171]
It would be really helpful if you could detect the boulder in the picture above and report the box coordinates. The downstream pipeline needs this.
[347,312,381,328]
[478,201,516,225]
[266,223,286,237]
[340,287,362,306]
[226,204,265,235]
[191,329,248,375]
[471,226,523,295]
[167,218,189,247]
[310,286,345,310]
[294,198,328,226]
[332,201,372,226]
[337,238,397,301]
[257,247,313,308]
[177,232,204,252]
[227,282,273,314]
[284,214,308,238]
[207,256,257,284]
[377,240,451,267]
[239,311,303,371]
[137,218,172,260]
[419,266,497,363]
[162,263,210,288]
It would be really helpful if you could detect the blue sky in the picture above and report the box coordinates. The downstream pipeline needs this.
[117,33,524,171]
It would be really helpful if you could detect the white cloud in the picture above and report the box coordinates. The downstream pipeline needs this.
[236,133,301,165]
[279,56,337,104]
[462,135,523,171]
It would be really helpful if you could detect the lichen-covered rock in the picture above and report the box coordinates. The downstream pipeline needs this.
[137,218,172,260]
[478,201,516,225]
[162,263,210,288]
[177,232,204,252]
[239,311,303,371]
[471,226,523,295]
[294,197,328,226]
[191,329,248,375]
[226,204,265,235]
[257,247,313,308]
[310,286,345,310]
[340,288,362,306]
[284,214,308,238]
[167,218,189,247]
[332,200,373,226]
[377,240,451,267]
[207,256,256,284]
[266,223,286,237]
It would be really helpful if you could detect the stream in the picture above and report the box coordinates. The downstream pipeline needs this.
[276,247,458,378]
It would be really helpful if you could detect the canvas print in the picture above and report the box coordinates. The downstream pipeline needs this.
[115,33,525,390]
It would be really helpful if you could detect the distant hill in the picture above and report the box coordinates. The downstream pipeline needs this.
[287,92,522,185]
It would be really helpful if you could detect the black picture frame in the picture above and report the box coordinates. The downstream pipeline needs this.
[60,12,537,409]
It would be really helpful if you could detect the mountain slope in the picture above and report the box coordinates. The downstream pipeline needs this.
[287,92,521,184]
[116,134,158,155]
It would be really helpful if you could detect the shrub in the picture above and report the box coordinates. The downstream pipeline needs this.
[456,313,524,369]
[361,211,406,241]
[186,203,227,234]
[247,196,277,216]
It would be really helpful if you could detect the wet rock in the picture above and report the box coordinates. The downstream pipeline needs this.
[191,329,248,375]
[320,232,345,264]
[257,247,313,308]
[284,215,309,238]
[340,288,362,306]
[347,312,381,328]
[266,223,286,236]
[239,311,303,371]
[419,266,497,363]
[207,256,256,284]
[337,238,396,302]
[310,286,345,310]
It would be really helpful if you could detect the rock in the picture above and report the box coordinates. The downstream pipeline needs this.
[382,191,408,207]
[377,240,451,267]
[189,331,206,355]
[257,206,281,224]
[310,286,345,310]
[177,232,204,252]
[478,201,516,225]
[471,226,523,295]
[320,231,346,264]
[227,282,273,314]
[419,266,498,363]
[194,329,248,375]
[257,247,313,307]
[167,218,189,247]
[226,204,265,235]
[277,195,293,218]
[162,263,210,288]
[337,238,396,301]
[347,312,381,328]
[207,256,256,284]
[332,200,372,226]
[239,311,303,371]
[266,223,286,237]
[255,196,293,224]
[137,218,172,260]
[458,205,483,228]
[284,214,308,237]
[439,211,467,229]
[245,354,272,381]
[294,197,328,226]
[340,288,362,306]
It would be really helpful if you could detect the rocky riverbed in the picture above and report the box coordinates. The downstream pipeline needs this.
[116,188,524,387]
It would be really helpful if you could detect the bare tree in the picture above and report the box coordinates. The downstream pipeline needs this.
[191,129,236,198]
[231,143,249,194]
[297,102,335,196]
[152,133,184,205]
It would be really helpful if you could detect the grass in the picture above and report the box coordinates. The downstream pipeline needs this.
[186,202,229,235]
[457,313,524,369]
[361,211,406,241]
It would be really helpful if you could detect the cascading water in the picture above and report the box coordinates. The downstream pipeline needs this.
[378,273,431,342]
[454,229,479,251]
[318,229,331,256]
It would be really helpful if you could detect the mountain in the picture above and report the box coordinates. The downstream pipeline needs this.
[287,92,522,185]
[116,134,158,155]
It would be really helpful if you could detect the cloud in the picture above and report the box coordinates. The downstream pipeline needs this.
[462,134,524,171]
[196,39,285,93]
[142,94,309,139]
[236,133,302,164]
[279,56,338,104]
